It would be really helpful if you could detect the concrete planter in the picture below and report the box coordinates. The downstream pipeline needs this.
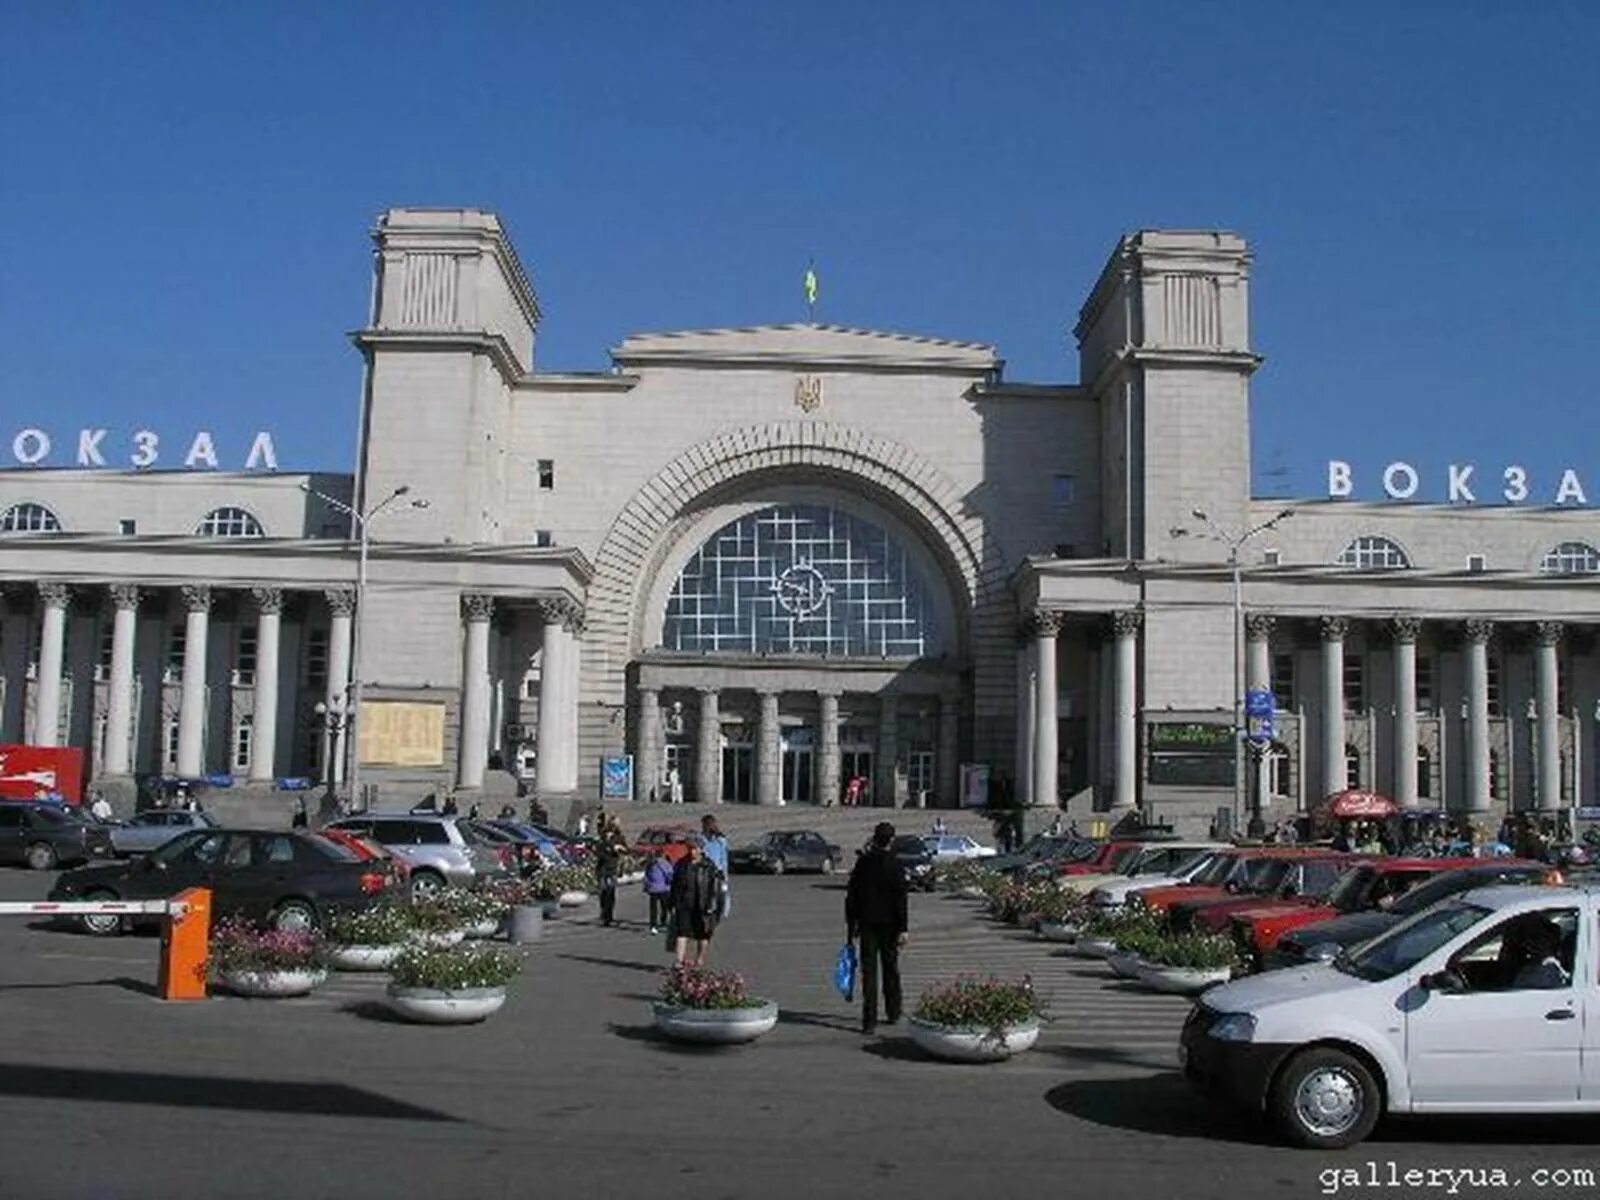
[956,886,987,901]
[1074,936,1118,959]
[327,943,404,972]
[1131,961,1234,995]
[651,1000,779,1044]
[413,929,467,949]
[1105,951,1150,979]
[464,917,504,939]
[219,967,326,998]
[386,983,508,1024]
[907,1016,1041,1063]
[558,890,590,908]
[1035,921,1080,943]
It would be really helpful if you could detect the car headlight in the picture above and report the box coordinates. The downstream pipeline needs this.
[1209,1012,1256,1043]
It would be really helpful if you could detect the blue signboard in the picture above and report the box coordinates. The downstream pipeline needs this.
[601,755,634,800]
[1244,689,1275,718]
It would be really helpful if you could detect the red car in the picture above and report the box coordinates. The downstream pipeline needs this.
[1175,854,1360,933]
[1133,848,1331,915]
[1230,856,1489,963]
[1055,840,1147,877]
[314,828,410,886]
[632,825,698,864]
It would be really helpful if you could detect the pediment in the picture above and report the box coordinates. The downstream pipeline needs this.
[612,323,998,372]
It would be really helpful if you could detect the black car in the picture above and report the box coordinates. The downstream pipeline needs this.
[1266,861,1557,969]
[728,831,843,875]
[49,828,398,936]
[890,835,937,891]
[0,802,114,870]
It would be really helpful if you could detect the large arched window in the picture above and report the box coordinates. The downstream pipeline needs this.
[1541,542,1600,575]
[0,502,61,533]
[662,503,942,657]
[1338,535,1410,570]
[196,507,264,538]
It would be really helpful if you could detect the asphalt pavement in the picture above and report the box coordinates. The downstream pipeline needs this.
[0,864,1594,1200]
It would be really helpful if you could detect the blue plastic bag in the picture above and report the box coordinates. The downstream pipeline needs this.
[834,942,857,1001]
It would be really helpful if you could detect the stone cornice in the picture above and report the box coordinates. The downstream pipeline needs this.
[351,329,525,388]
[520,372,640,393]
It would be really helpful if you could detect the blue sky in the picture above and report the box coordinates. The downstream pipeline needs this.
[1,1,1595,502]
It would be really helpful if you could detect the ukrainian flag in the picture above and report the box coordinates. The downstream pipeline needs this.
[804,265,819,308]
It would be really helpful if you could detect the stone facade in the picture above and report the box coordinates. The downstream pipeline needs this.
[1,208,1597,830]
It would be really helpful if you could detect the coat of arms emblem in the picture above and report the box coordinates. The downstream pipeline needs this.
[794,375,822,413]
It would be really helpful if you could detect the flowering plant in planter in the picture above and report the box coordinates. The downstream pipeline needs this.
[1082,904,1167,944]
[389,944,524,990]
[531,864,598,900]
[486,876,545,908]
[657,963,767,1011]
[407,891,474,935]
[325,904,412,947]
[456,888,510,926]
[1031,887,1093,925]
[914,974,1043,1034]
[208,916,325,974]
[1142,931,1240,970]
[933,861,999,894]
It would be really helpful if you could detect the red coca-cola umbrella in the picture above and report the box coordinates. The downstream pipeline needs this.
[1317,789,1400,820]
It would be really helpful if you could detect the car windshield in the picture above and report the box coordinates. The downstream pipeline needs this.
[305,836,360,862]
[892,836,926,854]
[1297,860,1348,900]
[1388,868,1537,918]
[1326,865,1380,912]
[27,805,69,826]
[1339,901,1491,980]
[1104,845,1141,872]
[1190,854,1238,885]
[150,831,206,863]
[464,821,513,843]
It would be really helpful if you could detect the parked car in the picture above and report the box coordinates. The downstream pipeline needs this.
[481,820,569,871]
[108,809,215,856]
[1089,849,1242,912]
[729,830,843,875]
[1172,854,1357,934]
[632,825,698,865]
[1051,841,1225,895]
[0,801,115,870]
[891,834,937,891]
[921,834,996,862]
[327,814,510,896]
[48,828,398,935]
[313,828,409,886]
[1048,839,1165,878]
[1182,883,1596,1148]
[1263,860,1560,970]
[1133,849,1332,915]
[989,833,1096,875]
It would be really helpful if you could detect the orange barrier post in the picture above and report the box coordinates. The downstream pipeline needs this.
[158,887,211,1001]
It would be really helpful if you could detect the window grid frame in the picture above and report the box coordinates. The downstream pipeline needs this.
[196,507,264,539]
[1338,535,1410,570]
[1,502,61,533]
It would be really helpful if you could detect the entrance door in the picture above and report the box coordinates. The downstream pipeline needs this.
[840,748,874,804]
[721,742,754,804]
[784,748,819,803]
[908,750,935,805]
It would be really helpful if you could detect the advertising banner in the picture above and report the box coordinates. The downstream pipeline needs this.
[959,763,990,809]
[602,755,635,800]
[0,745,85,803]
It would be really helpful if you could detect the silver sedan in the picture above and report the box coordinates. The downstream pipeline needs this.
[109,810,215,856]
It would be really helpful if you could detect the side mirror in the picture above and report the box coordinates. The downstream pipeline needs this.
[1421,970,1463,993]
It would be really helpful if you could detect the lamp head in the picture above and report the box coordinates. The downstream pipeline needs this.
[411,498,430,509]
[393,485,411,498]
[1190,508,1209,522]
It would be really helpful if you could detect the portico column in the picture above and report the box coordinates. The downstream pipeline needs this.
[1464,620,1494,814]
[324,589,355,786]
[1535,622,1563,813]
[32,584,71,748]
[1031,610,1063,808]
[1391,617,1421,810]
[248,588,282,783]
[818,690,841,806]
[637,685,662,802]
[757,688,782,806]
[1015,633,1035,806]
[1110,610,1141,813]
[176,585,212,778]
[102,584,141,775]
[1319,617,1349,799]
[555,603,583,793]
[1245,614,1274,696]
[535,600,580,799]
[877,693,900,807]
[937,692,959,808]
[457,594,494,790]
[696,688,722,804]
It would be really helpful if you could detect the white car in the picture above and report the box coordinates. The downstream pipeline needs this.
[1181,883,1593,1148]
[922,834,996,862]
[1090,848,1233,910]
[1059,841,1224,895]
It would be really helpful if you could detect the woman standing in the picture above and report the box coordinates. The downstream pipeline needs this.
[670,839,721,966]
[700,814,730,920]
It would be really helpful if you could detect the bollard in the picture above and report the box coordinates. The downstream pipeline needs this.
[507,903,544,944]
[158,887,212,1001]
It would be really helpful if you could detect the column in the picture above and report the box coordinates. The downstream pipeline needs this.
[1110,610,1141,813]
[1245,613,1274,695]
[818,689,841,806]
[696,687,722,804]
[1464,619,1493,814]
[1535,622,1562,813]
[637,685,662,802]
[248,588,283,783]
[32,584,71,748]
[556,603,583,793]
[535,600,578,798]
[876,693,899,807]
[757,688,782,806]
[937,692,959,808]
[457,594,493,790]
[1015,633,1035,806]
[1391,616,1421,810]
[323,589,355,785]
[1031,610,1063,808]
[101,584,141,775]
[1319,617,1348,799]
[176,585,211,778]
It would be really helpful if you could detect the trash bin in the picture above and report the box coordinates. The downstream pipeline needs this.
[508,905,544,943]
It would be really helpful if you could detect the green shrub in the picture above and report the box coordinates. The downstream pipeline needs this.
[389,944,523,990]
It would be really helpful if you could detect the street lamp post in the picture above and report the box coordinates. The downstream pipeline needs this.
[1188,507,1294,835]
[301,481,428,811]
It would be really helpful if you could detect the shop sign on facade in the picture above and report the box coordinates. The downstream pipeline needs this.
[1327,461,1591,506]
[6,427,279,471]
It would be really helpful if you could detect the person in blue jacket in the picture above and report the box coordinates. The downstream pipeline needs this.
[700,814,730,919]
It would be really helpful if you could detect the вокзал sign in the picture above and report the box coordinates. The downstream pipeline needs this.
[5,428,279,471]
[1328,460,1591,506]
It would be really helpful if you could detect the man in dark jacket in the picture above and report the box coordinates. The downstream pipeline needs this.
[594,814,629,927]
[845,821,909,1035]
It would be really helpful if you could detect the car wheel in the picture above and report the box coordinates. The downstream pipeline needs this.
[270,898,319,934]
[410,870,446,900]
[80,889,124,937]
[821,856,835,875]
[771,857,785,876]
[25,842,58,871]
[1269,1047,1381,1150]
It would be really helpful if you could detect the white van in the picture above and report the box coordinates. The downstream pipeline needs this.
[1181,883,1591,1148]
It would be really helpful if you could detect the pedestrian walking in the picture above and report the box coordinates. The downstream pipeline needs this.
[291,797,309,829]
[441,792,459,815]
[845,821,908,1035]
[576,813,590,838]
[595,814,628,927]
[88,791,114,824]
[644,849,675,934]
[931,815,947,836]
[700,814,730,919]
[670,838,722,965]
[668,767,684,806]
